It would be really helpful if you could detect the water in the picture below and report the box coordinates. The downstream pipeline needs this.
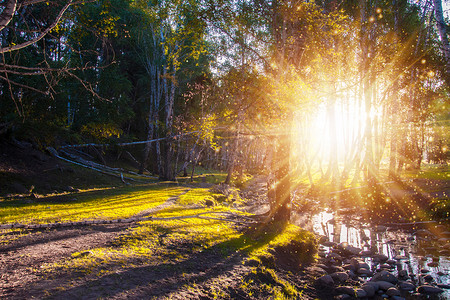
[293,210,450,298]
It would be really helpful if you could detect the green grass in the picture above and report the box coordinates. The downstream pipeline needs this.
[0,184,185,224]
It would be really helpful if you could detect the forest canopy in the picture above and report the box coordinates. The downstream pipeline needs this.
[0,0,448,196]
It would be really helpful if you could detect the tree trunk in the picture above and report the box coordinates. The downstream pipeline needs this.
[271,130,292,222]
[433,0,450,76]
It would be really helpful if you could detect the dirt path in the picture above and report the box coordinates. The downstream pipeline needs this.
[0,188,193,299]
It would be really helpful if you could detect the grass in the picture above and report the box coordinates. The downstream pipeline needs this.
[0,184,185,224]
[26,183,316,299]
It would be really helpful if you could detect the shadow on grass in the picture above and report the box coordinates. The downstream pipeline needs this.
[44,223,307,299]
[0,224,131,254]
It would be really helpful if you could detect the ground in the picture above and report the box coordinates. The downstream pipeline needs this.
[0,140,448,299]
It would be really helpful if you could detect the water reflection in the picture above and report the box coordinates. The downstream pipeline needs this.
[293,210,450,299]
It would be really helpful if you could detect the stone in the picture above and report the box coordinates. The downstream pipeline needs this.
[380,263,391,269]
[11,182,29,194]
[398,281,415,291]
[398,269,408,279]
[375,225,387,232]
[364,281,379,291]
[371,270,398,284]
[415,229,435,238]
[357,268,372,276]
[386,287,401,296]
[309,266,328,275]
[315,275,334,287]
[342,264,356,272]
[437,284,450,289]
[328,252,343,260]
[323,241,337,247]
[420,268,430,273]
[427,261,439,267]
[357,261,370,270]
[423,274,434,282]
[331,272,349,283]
[372,254,389,262]
[376,281,395,291]
[355,288,367,298]
[386,259,397,265]
[361,284,376,297]
[335,286,355,296]
[417,285,444,295]
[391,296,406,300]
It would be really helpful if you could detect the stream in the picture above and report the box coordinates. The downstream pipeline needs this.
[293,210,450,299]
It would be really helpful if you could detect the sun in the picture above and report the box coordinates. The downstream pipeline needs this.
[293,98,365,163]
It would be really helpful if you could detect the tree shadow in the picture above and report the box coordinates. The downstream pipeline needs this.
[40,224,292,299]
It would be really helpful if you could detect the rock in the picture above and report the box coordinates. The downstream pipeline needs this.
[438,238,450,244]
[372,254,388,263]
[361,284,376,297]
[386,287,401,296]
[380,263,391,269]
[427,261,439,267]
[398,269,408,279]
[371,270,398,284]
[357,268,372,276]
[391,296,406,300]
[437,271,447,276]
[437,284,450,289]
[394,255,408,260]
[363,281,379,291]
[357,261,370,270]
[11,182,29,194]
[328,265,345,273]
[315,275,334,287]
[415,229,435,238]
[375,225,387,232]
[360,250,372,257]
[317,235,327,244]
[417,285,444,295]
[331,272,349,283]
[420,268,430,273]
[335,286,355,296]
[398,281,415,291]
[204,199,214,207]
[323,241,337,247]
[328,252,343,260]
[386,259,397,265]
[309,266,328,275]
[355,288,367,298]
[423,274,434,282]
[376,281,395,291]
[342,264,356,272]
[335,295,351,300]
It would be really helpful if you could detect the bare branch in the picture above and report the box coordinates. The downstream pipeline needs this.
[0,0,74,54]
[0,0,17,32]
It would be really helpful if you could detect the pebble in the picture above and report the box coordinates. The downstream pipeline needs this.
[437,284,450,289]
[330,272,349,283]
[423,274,434,282]
[315,275,334,286]
[355,288,367,298]
[386,287,401,296]
[398,269,408,279]
[398,281,415,291]
[420,268,430,273]
[335,286,356,296]
[361,284,376,297]
[417,285,444,295]
[376,281,396,291]
[371,270,398,284]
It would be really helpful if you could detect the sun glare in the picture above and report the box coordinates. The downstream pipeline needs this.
[293,98,366,162]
